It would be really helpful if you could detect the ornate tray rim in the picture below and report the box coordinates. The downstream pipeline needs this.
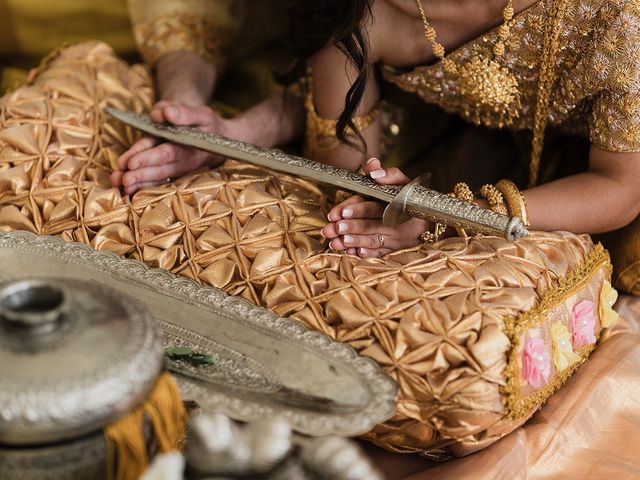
[0,231,398,437]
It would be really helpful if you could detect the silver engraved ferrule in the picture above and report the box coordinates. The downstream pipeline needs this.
[404,184,529,239]
[383,179,529,239]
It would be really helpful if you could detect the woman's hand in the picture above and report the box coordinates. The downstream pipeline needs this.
[321,159,428,258]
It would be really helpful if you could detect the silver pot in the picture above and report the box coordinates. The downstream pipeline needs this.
[0,278,164,479]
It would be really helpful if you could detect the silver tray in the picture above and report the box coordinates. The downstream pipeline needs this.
[0,231,397,437]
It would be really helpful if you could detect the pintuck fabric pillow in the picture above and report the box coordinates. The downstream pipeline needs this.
[0,41,619,458]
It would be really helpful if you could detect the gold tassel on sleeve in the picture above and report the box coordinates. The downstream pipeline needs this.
[104,372,186,480]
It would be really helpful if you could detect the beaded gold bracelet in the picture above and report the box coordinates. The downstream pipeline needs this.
[451,182,476,238]
[452,182,475,204]
[479,184,508,215]
[420,222,447,244]
[495,179,529,226]
[420,230,437,244]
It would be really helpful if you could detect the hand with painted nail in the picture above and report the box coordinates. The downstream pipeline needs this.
[362,157,411,186]
[321,158,428,258]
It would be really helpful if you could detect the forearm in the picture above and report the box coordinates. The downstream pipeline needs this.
[310,120,382,171]
[524,171,640,234]
[227,92,306,148]
[155,51,217,106]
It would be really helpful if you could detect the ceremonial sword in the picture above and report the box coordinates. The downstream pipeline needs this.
[106,108,528,240]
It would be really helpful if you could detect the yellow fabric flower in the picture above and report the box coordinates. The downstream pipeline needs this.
[551,322,581,372]
[599,280,619,329]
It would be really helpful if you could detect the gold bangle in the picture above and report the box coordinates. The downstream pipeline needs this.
[479,184,508,215]
[495,179,529,226]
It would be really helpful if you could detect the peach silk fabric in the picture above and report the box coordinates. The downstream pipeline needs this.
[0,42,637,464]
[368,295,640,479]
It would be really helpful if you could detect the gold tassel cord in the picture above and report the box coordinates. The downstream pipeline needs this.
[104,372,186,480]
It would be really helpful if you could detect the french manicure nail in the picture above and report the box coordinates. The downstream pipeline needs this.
[342,208,354,218]
[337,222,348,234]
[327,213,335,222]
[359,248,369,256]
[166,106,179,118]
[343,235,354,245]
[366,157,378,165]
[370,169,387,179]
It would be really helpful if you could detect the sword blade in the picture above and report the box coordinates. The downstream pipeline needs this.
[106,108,528,240]
[106,107,397,203]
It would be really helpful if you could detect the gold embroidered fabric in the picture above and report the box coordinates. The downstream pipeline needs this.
[384,0,640,154]
[0,42,615,457]
[128,0,243,67]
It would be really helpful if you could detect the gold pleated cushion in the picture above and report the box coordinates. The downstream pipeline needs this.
[0,42,617,458]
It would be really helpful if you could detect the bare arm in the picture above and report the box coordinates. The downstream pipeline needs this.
[308,45,382,171]
[154,50,217,106]
[323,147,640,258]
[113,50,304,194]
[525,146,640,233]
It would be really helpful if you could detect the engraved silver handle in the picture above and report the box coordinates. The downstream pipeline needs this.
[384,179,529,240]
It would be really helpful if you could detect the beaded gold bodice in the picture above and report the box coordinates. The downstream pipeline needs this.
[384,0,640,154]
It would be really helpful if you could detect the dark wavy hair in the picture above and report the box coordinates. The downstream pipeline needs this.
[283,0,374,149]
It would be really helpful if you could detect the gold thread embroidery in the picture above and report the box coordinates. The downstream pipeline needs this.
[503,243,611,419]
[133,12,230,67]
[384,1,640,155]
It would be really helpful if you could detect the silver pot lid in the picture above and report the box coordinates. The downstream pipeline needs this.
[0,278,164,446]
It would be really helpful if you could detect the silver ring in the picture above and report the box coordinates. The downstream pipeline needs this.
[377,234,385,248]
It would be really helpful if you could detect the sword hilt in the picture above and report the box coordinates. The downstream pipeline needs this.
[383,179,529,240]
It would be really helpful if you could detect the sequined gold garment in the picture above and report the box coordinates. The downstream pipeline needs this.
[0,42,619,457]
[384,0,640,154]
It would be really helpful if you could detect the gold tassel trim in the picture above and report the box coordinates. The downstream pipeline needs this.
[104,372,186,480]
[503,243,612,419]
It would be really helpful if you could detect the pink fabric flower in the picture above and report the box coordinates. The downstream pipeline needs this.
[572,300,597,348]
[522,337,551,389]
